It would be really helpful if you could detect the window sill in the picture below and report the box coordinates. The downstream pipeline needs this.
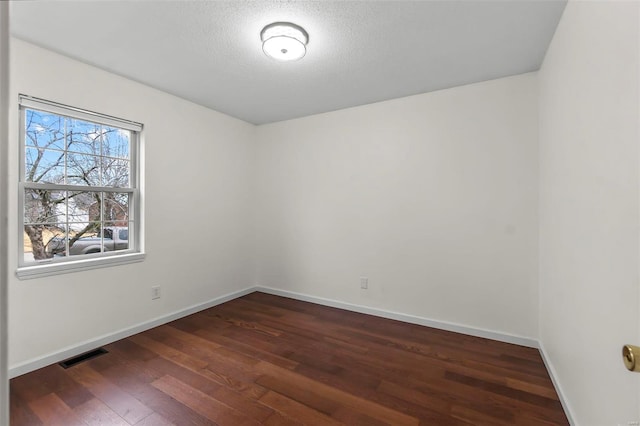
[16,252,146,280]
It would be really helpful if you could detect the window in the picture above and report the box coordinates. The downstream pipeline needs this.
[17,95,144,278]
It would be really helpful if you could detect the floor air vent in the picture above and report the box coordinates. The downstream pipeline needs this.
[59,348,108,369]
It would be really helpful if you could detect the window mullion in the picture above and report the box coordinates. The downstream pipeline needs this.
[64,190,69,257]
[64,117,68,185]
[100,191,104,253]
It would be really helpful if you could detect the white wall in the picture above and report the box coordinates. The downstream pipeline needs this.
[255,74,539,339]
[8,39,256,370]
[538,1,640,424]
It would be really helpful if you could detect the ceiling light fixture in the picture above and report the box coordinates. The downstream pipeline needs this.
[260,22,308,62]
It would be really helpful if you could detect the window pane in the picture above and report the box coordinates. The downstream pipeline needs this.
[105,222,129,251]
[104,193,129,223]
[69,222,101,240]
[102,157,130,187]
[24,189,66,224]
[67,191,102,223]
[66,152,101,186]
[66,119,102,155]
[25,110,65,150]
[103,126,130,159]
[25,147,65,184]
[65,222,104,257]
[23,225,66,262]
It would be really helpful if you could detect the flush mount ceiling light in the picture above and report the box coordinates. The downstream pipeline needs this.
[261,22,308,61]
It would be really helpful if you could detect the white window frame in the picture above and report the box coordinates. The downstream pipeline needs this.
[16,95,144,279]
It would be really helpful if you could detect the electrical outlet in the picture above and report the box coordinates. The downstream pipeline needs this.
[151,286,161,300]
[360,277,368,289]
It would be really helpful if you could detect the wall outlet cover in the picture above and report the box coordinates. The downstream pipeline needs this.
[360,277,368,289]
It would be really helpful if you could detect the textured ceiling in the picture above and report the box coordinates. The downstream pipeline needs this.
[10,0,566,125]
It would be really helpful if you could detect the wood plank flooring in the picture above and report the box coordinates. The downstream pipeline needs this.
[10,292,569,425]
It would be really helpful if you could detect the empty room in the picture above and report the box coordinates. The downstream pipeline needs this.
[0,0,639,425]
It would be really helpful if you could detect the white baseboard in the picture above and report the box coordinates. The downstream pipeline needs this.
[254,286,539,348]
[8,287,255,378]
[538,342,577,426]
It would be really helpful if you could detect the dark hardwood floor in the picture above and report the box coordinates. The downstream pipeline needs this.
[10,292,569,425]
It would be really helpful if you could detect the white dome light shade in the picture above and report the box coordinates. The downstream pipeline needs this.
[261,22,308,61]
